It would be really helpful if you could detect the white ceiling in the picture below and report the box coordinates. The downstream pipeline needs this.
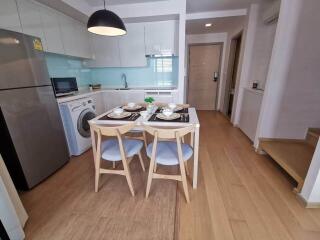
[36,0,259,24]
[84,0,166,7]
[187,0,260,13]
[83,0,260,12]
[186,16,245,34]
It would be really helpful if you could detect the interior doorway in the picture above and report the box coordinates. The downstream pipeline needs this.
[224,32,242,118]
[187,44,222,110]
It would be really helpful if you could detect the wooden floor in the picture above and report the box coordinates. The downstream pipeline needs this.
[21,111,320,240]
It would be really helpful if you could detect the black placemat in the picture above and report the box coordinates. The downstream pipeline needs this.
[155,108,189,114]
[148,113,189,123]
[121,106,146,112]
[99,113,141,121]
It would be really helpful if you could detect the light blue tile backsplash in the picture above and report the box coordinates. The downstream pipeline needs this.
[45,53,92,88]
[45,54,178,89]
[90,57,179,88]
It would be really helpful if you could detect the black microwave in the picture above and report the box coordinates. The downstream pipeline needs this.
[51,77,78,97]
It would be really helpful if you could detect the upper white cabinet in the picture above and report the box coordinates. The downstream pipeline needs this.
[17,0,47,49]
[119,23,147,67]
[145,20,179,56]
[39,6,65,54]
[86,35,121,68]
[59,15,78,57]
[0,0,22,32]
[87,23,148,68]
[59,14,92,59]
[74,23,92,59]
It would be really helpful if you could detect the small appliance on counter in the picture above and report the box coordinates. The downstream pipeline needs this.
[51,77,78,97]
[89,84,101,90]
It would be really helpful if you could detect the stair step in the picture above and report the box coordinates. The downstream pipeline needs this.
[259,139,315,192]
[306,128,320,147]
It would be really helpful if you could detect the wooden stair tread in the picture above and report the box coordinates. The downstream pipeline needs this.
[260,140,315,183]
[308,128,320,137]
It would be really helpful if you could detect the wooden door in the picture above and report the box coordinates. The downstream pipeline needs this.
[188,44,222,110]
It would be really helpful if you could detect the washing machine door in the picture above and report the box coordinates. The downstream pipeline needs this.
[77,108,96,138]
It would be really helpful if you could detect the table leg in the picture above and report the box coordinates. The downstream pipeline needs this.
[90,127,97,165]
[193,125,200,189]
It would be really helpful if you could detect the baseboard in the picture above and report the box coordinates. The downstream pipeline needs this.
[296,193,320,208]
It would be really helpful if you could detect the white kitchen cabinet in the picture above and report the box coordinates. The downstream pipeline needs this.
[86,35,121,67]
[75,23,92,59]
[121,91,145,104]
[17,0,47,49]
[145,20,179,56]
[59,15,78,57]
[103,91,122,110]
[39,6,65,54]
[91,92,105,115]
[58,15,92,59]
[144,91,174,104]
[102,90,145,110]
[0,0,22,32]
[119,23,147,67]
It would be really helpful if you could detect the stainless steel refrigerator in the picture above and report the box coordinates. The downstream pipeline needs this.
[0,29,69,190]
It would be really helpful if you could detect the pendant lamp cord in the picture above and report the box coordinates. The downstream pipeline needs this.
[103,0,106,9]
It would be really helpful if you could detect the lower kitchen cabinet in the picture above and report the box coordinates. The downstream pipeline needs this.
[90,92,105,115]
[102,91,145,111]
[144,91,177,104]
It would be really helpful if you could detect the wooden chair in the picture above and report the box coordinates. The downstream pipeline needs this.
[90,122,145,196]
[143,124,195,203]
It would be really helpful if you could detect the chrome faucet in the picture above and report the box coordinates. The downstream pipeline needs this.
[122,73,128,89]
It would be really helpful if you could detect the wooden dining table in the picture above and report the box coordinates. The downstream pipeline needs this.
[89,105,200,189]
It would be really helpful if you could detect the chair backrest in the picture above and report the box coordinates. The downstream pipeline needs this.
[90,122,136,137]
[90,122,136,161]
[143,124,194,139]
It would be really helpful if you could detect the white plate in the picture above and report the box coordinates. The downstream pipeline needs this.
[122,105,142,111]
[156,113,180,120]
[107,112,131,119]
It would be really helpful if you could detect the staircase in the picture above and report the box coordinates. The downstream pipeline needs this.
[259,128,319,192]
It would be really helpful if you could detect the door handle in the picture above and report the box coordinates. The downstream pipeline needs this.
[213,72,219,82]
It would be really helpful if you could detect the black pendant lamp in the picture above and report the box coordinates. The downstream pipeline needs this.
[87,0,126,36]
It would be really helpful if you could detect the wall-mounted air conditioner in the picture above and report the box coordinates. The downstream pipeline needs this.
[263,0,281,24]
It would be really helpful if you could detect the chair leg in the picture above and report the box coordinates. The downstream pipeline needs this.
[179,159,190,203]
[122,156,135,196]
[146,156,155,198]
[94,171,100,192]
[184,160,189,176]
[181,170,190,203]
[124,170,135,196]
[153,162,157,172]
[138,151,145,171]
[113,161,115,169]
[142,131,148,150]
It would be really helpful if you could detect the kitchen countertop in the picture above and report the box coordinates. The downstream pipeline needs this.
[56,87,178,104]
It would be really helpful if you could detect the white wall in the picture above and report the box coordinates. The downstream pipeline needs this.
[231,4,258,125]
[235,1,278,142]
[256,0,320,142]
[239,88,263,141]
[301,140,320,204]
[186,33,228,109]
[253,0,320,204]
[247,2,278,90]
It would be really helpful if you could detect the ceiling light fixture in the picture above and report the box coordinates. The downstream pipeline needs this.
[87,0,126,36]
[205,23,212,27]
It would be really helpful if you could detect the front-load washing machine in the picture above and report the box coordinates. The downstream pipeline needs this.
[59,97,96,156]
